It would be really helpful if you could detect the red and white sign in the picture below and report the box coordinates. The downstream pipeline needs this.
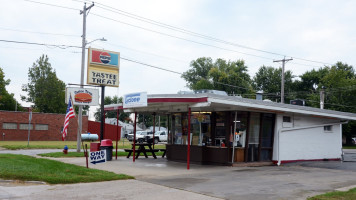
[66,87,99,106]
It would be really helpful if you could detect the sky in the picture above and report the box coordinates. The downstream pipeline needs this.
[1,0,356,119]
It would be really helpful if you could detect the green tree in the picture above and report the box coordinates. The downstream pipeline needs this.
[182,57,214,90]
[94,95,130,122]
[252,66,295,102]
[294,62,356,144]
[21,55,66,113]
[182,57,253,95]
[0,68,22,111]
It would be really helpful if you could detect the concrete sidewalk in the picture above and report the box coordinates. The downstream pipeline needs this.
[2,149,356,199]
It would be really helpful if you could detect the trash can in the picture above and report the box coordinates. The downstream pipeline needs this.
[100,139,113,161]
[90,142,101,152]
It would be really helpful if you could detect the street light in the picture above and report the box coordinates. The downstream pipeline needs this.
[87,37,107,45]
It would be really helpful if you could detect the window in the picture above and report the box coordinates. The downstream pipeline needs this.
[2,123,17,130]
[324,125,332,132]
[283,116,291,123]
[19,124,33,130]
[35,124,48,131]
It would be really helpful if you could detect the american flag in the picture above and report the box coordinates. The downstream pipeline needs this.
[62,96,75,141]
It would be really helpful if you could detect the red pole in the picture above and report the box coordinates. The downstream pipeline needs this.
[116,109,119,160]
[85,144,88,168]
[133,112,137,162]
[153,113,156,149]
[102,111,106,140]
[187,107,191,170]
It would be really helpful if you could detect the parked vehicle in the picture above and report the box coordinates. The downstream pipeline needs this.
[127,131,151,143]
[156,130,168,142]
[146,130,168,144]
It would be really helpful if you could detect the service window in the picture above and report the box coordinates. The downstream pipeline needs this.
[324,125,333,132]
[283,116,291,122]
[282,116,293,128]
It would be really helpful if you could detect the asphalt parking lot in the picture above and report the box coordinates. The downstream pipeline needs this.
[1,148,356,200]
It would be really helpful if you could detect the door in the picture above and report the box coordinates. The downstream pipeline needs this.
[247,112,260,162]
[259,114,275,161]
[245,113,275,162]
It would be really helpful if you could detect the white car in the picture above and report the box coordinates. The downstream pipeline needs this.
[127,131,150,143]
[146,130,168,144]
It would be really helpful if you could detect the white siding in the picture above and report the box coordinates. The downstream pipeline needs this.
[273,114,342,163]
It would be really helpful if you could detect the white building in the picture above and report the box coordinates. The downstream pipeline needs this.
[106,93,356,166]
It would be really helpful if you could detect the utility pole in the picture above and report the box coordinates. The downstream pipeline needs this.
[273,56,293,104]
[78,2,94,152]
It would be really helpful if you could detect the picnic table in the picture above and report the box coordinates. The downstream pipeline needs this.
[125,143,159,159]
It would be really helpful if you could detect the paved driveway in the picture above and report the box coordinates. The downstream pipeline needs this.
[1,149,356,200]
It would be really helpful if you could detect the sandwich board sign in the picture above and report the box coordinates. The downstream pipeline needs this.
[89,150,106,165]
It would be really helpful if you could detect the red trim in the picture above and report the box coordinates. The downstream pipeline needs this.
[272,158,341,164]
[148,97,208,103]
[104,97,208,111]
[104,106,123,111]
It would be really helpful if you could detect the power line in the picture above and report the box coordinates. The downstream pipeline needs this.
[121,57,182,75]
[90,13,275,61]
[23,0,79,11]
[86,0,333,66]
[21,0,335,68]
[0,39,81,49]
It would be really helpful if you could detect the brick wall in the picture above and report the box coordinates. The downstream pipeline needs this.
[0,111,88,141]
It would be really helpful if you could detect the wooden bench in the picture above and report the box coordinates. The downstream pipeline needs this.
[124,148,160,158]
[124,149,133,158]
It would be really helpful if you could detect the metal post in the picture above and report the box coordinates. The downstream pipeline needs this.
[231,111,237,164]
[153,113,156,148]
[27,108,32,147]
[78,2,94,152]
[85,144,88,168]
[133,112,137,162]
[116,109,119,160]
[187,108,191,170]
[100,85,105,141]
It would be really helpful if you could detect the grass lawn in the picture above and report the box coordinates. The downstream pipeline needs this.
[0,140,166,150]
[343,146,356,149]
[308,188,356,200]
[0,154,134,184]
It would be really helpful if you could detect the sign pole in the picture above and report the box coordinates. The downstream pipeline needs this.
[116,109,119,160]
[100,85,105,141]
[27,107,32,147]
[187,107,191,170]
